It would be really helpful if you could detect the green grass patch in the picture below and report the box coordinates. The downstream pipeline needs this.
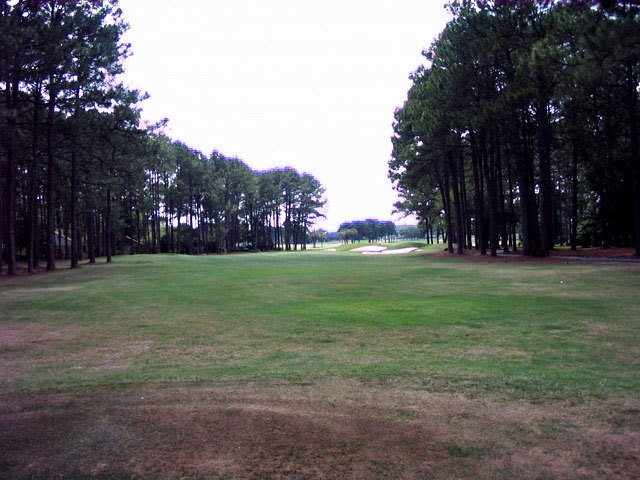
[1,251,639,401]
[333,241,384,251]
[384,240,431,249]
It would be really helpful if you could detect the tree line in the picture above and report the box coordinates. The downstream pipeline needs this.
[136,143,325,257]
[389,0,640,256]
[337,219,397,243]
[0,0,325,275]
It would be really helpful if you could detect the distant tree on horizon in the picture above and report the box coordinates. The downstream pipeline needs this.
[309,229,329,248]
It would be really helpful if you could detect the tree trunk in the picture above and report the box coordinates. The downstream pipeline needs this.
[436,161,454,254]
[536,95,554,253]
[46,84,57,270]
[151,186,157,254]
[459,154,472,249]
[34,197,41,267]
[253,209,259,252]
[106,188,112,263]
[87,209,96,264]
[4,108,17,275]
[188,194,194,255]
[470,131,486,254]
[626,61,640,257]
[28,83,42,273]
[76,220,83,261]
[495,131,509,253]
[449,152,465,255]
[64,226,69,259]
[195,203,201,255]
[136,208,142,254]
[3,76,20,275]
[155,176,161,254]
[0,175,3,275]
[570,130,579,251]
[513,115,540,256]
[506,148,517,252]
[483,130,499,257]
[70,84,81,268]
[70,141,79,268]
[164,173,170,253]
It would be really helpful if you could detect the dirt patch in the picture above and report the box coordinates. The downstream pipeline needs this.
[457,346,530,360]
[588,323,621,335]
[4,286,82,298]
[0,329,157,382]
[548,247,636,259]
[0,324,80,349]
[1,384,638,479]
[0,259,85,281]
[0,324,83,381]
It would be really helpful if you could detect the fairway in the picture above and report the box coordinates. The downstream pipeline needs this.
[2,252,639,479]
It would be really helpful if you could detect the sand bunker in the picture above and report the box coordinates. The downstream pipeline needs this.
[350,245,418,255]
[350,246,387,253]
[325,248,337,252]
[362,247,418,255]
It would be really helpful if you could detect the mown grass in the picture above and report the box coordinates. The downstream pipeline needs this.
[385,240,432,249]
[1,251,639,402]
[333,241,382,251]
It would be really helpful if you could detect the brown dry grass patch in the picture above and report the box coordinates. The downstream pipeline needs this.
[3,286,82,298]
[453,345,530,360]
[0,323,80,349]
[1,383,638,479]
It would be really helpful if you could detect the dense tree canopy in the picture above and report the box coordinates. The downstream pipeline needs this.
[0,0,326,274]
[390,0,640,256]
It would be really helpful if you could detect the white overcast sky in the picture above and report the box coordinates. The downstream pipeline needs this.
[118,0,451,231]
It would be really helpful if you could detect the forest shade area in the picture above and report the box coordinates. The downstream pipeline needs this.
[0,0,325,275]
[389,0,640,256]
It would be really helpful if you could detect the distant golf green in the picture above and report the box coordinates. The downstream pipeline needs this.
[1,251,639,402]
